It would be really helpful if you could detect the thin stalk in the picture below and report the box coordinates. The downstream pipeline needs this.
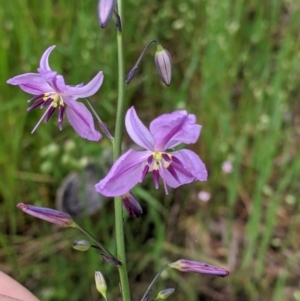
[131,39,158,70]
[113,0,131,300]
[140,264,170,301]
[125,39,158,84]
[85,98,113,140]
[76,224,121,265]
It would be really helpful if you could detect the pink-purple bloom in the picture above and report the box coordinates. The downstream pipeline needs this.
[17,203,75,227]
[169,259,230,277]
[7,46,103,141]
[95,107,207,196]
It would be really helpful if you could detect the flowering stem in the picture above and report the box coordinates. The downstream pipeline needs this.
[76,224,121,265]
[131,39,158,70]
[125,39,158,84]
[113,0,131,300]
[85,98,113,140]
[140,264,170,301]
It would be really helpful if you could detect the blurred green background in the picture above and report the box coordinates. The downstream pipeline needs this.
[1,0,300,300]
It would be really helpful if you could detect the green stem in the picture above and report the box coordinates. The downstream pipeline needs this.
[113,0,131,300]
[140,264,170,301]
[132,39,158,69]
[76,224,121,265]
[125,39,158,84]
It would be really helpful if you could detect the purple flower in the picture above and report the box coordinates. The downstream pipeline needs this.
[17,203,75,227]
[169,259,230,277]
[7,45,103,141]
[95,107,207,196]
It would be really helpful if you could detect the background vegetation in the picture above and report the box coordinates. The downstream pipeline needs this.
[1,0,300,300]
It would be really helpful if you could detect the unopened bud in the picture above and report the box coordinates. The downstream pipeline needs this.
[155,45,172,86]
[73,239,91,251]
[98,0,116,28]
[169,259,229,277]
[95,271,108,301]
[122,192,143,218]
[125,65,139,84]
[17,203,76,227]
[155,288,175,300]
[102,254,122,266]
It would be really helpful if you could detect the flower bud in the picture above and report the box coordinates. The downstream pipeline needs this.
[122,192,143,218]
[169,259,229,277]
[98,0,116,28]
[95,271,108,301]
[72,239,91,251]
[17,203,76,227]
[125,65,139,84]
[155,288,175,300]
[102,254,122,266]
[155,45,172,86]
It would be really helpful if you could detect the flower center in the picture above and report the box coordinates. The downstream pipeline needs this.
[140,152,180,195]
[152,152,171,170]
[27,92,66,131]
[43,92,64,108]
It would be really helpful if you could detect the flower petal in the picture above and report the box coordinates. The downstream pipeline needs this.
[7,73,53,95]
[169,259,229,277]
[39,45,56,72]
[98,0,116,28]
[95,149,151,197]
[161,149,207,188]
[17,203,75,227]
[150,110,201,150]
[55,72,104,98]
[125,107,154,150]
[65,99,102,141]
[37,45,57,81]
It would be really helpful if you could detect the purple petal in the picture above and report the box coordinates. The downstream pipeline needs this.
[55,72,104,98]
[40,98,53,109]
[27,98,45,111]
[37,45,58,80]
[150,110,201,150]
[39,69,58,82]
[65,99,102,141]
[95,149,151,197]
[45,106,56,122]
[169,259,229,277]
[125,107,154,150]
[98,0,116,28]
[17,203,74,227]
[7,73,52,95]
[38,45,56,72]
[152,169,160,189]
[161,149,207,188]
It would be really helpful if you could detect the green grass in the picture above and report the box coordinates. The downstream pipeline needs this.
[1,0,300,300]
